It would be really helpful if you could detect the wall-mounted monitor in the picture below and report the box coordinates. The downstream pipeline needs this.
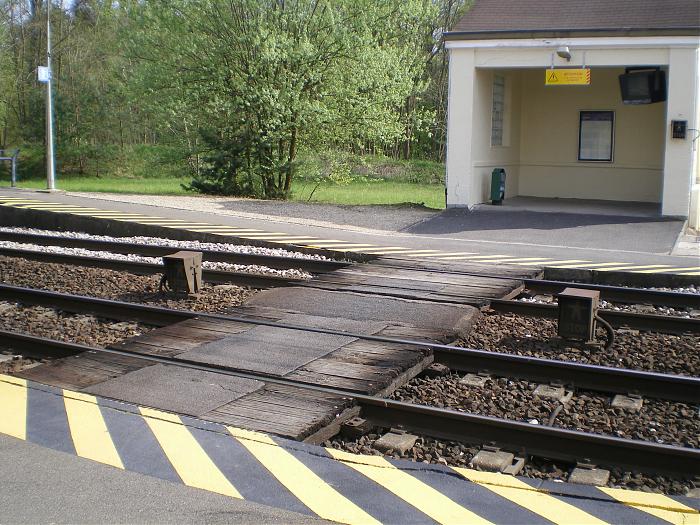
[619,68,666,105]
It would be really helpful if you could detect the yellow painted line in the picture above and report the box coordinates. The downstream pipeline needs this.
[236,233,296,238]
[0,375,27,439]
[140,407,242,499]
[88,214,150,218]
[10,204,85,209]
[680,271,700,276]
[229,427,380,525]
[484,257,551,263]
[636,266,700,274]
[547,262,625,269]
[343,246,417,253]
[598,486,700,524]
[454,468,607,525]
[265,238,320,243]
[516,259,590,266]
[305,243,376,249]
[439,254,506,260]
[326,448,493,525]
[595,264,673,272]
[63,390,124,469]
[186,228,263,233]
[390,250,444,257]
[384,250,446,256]
[130,219,191,224]
[185,227,263,232]
[361,249,432,255]
[301,240,352,246]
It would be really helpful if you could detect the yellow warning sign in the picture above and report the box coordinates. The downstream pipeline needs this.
[545,68,591,85]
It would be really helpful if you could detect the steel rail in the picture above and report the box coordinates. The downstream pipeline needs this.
[3,231,696,307]
[377,258,700,308]
[489,299,700,334]
[0,247,300,288]
[522,279,700,309]
[3,329,698,476]
[0,231,349,274]
[1,283,697,403]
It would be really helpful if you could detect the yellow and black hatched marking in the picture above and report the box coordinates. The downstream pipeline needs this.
[1,374,698,525]
[1,194,698,276]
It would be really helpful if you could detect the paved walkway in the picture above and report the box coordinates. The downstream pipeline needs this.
[2,374,698,525]
[1,188,698,274]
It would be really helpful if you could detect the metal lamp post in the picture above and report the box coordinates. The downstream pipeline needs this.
[45,0,56,190]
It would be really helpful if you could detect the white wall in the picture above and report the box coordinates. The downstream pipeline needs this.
[518,68,666,203]
[663,47,699,217]
[445,37,700,216]
[471,69,522,203]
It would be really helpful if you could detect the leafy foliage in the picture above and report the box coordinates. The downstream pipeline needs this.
[0,0,470,196]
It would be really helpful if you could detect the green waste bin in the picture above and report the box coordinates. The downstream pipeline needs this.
[490,168,506,205]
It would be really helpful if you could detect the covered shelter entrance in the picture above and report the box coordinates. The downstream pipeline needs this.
[444,0,700,227]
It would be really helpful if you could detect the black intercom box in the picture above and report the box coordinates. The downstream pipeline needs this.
[672,120,687,139]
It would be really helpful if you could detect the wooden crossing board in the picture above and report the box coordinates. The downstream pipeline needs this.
[16,257,530,441]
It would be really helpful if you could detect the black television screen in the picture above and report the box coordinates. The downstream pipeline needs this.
[619,70,666,104]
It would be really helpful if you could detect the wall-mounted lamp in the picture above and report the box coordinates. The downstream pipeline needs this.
[556,46,572,61]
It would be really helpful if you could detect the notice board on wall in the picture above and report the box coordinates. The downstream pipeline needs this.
[578,111,614,162]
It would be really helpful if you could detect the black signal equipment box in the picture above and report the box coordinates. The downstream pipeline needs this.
[557,288,600,343]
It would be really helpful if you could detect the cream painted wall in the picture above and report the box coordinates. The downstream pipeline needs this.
[518,67,666,202]
[446,39,699,215]
[470,69,522,202]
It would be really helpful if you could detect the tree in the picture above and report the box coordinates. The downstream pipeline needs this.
[130,0,437,198]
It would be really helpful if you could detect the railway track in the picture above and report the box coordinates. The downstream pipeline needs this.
[0,246,301,288]
[378,259,700,309]
[0,230,348,273]
[489,298,700,334]
[3,230,698,308]
[3,326,698,477]
[2,283,698,404]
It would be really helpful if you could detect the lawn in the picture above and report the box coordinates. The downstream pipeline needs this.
[5,175,446,209]
[10,176,192,195]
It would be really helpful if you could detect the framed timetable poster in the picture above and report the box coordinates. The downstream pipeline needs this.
[578,111,614,162]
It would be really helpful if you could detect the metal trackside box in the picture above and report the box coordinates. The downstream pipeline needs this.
[162,251,203,294]
[556,287,600,342]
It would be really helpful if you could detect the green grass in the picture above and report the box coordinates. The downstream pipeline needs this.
[291,180,445,209]
[10,176,191,195]
[4,175,445,208]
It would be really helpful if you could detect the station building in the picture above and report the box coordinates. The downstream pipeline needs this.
[444,0,700,228]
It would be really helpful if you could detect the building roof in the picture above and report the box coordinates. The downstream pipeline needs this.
[445,0,700,39]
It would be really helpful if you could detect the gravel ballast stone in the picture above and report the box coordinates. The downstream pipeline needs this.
[0,256,257,313]
[460,310,700,376]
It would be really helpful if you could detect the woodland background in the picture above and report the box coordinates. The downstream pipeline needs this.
[0,0,469,202]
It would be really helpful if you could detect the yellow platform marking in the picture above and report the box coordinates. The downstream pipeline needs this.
[267,238,320,243]
[306,243,376,249]
[189,228,263,233]
[439,254,505,260]
[681,271,700,276]
[327,448,493,525]
[546,261,625,269]
[63,391,124,469]
[140,407,242,499]
[520,259,590,266]
[185,227,262,232]
[361,248,431,255]
[229,427,380,525]
[0,375,27,439]
[454,468,606,525]
[483,257,550,263]
[636,266,700,274]
[595,264,673,272]
[301,240,352,246]
[598,486,700,525]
